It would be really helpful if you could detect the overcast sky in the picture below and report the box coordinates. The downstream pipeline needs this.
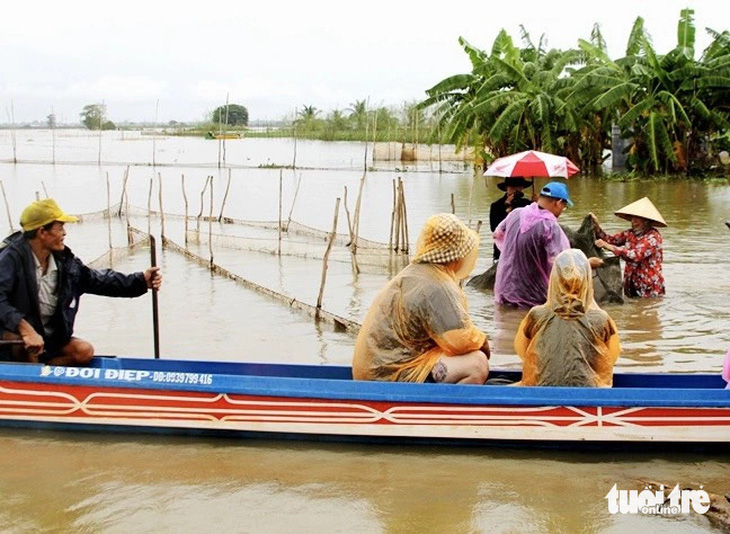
[0,0,720,124]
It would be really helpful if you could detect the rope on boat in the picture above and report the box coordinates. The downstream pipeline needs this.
[158,232,361,335]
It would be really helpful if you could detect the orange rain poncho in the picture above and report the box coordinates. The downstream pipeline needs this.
[514,249,621,387]
[352,214,487,382]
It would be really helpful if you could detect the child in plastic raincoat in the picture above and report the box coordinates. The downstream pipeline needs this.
[352,213,490,384]
[514,249,621,387]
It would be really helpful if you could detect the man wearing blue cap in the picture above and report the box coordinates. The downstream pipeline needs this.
[493,182,600,308]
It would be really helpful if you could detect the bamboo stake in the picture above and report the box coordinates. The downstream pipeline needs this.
[41,181,49,198]
[35,191,40,201]
[158,172,165,239]
[401,182,410,254]
[217,101,223,169]
[343,186,353,241]
[97,101,103,165]
[222,93,229,167]
[0,181,14,231]
[209,176,214,267]
[181,174,189,247]
[10,101,17,164]
[152,99,159,167]
[117,166,130,217]
[51,106,56,165]
[350,169,367,274]
[278,169,283,256]
[437,112,442,174]
[292,110,298,169]
[388,179,396,251]
[316,197,341,318]
[363,98,370,172]
[398,180,406,252]
[106,172,112,251]
[197,175,211,234]
[217,168,232,222]
[393,178,401,252]
[475,220,483,234]
[147,178,153,238]
[450,193,456,214]
[285,171,303,231]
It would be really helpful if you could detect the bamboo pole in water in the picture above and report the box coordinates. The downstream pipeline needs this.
[9,101,17,164]
[51,106,56,165]
[343,185,353,241]
[450,193,455,214]
[467,173,475,228]
[197,176,210,234]
[97,102,103,166]
[147,178,153,237]
[208,177,214,267]
[218,168,232,222]
[41,181,49,198]
[316,197,341,319]
[285,171,303,232]
[152,99,159,167]
[475,220,483,234]
[292,110,298,170]
[181,174,189,247]
[35,191,40,201]
[0,181,14,231]
[158,172,165,239]
[389,179,396,251]
[400,178,410,254]
[117,166,130,217]
[363,99,370,172]
[106,172,112,251]
[222,93,229,167]
[278,169,283,256]
[350,169,367,274]
[393,178,402,252]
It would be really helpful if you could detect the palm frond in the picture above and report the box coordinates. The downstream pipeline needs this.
[677,8,696,59]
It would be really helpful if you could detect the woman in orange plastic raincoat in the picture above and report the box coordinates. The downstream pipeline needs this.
[514,249,621,387]
[352,213,489,384]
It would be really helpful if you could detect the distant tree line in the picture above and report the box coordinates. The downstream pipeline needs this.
[419,9,730,175]
[80,103,115,130]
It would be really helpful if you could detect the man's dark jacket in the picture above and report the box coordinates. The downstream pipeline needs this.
[489,194,532,260]
[0,232,148,348]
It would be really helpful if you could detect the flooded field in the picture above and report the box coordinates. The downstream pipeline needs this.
[0,130,728,532]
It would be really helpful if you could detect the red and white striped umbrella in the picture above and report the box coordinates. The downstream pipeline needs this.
[484,150,580,178]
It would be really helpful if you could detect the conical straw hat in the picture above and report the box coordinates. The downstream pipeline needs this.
[614,197,667,228]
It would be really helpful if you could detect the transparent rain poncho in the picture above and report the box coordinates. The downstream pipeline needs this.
[352,214,486,383]
[514,249,621,387]
[494,203,570,308]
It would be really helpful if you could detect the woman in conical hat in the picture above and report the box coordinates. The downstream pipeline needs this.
[591,197,666,298]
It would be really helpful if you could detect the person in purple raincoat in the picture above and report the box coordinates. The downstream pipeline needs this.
[493,182,603,309]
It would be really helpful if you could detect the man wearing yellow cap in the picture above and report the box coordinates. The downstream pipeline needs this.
[0,199,162,366]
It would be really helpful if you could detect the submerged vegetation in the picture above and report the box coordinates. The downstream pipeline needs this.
[420,9,730,176]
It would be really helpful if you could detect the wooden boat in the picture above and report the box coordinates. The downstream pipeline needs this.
[204,132,241,140]
[0,357,727,448]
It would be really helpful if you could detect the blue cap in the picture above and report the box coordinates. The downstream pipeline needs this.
[541,181,573,207]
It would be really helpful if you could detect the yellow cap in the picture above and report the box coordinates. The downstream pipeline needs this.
[19,199,79,232]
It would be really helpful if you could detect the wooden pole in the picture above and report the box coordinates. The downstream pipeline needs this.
[218,168,232,222]
[343,185,353,241]
[197,176,210,234]
[41,181,49,198]
[222,93,229,167]
[363,98,369,172]
[10,101,17,164]
[51,106,56,165]
[98,101,103,165]
[475,220,483,234]
[208,176,214,267]
[316,197,341,318]
[450,193,456,214]
[389,179,397,251]
[106,172,112,251]
[0,181,14,231]
[278,169,283,256]
[152,99,159,167]
[181,174,189,247]
[285,171,303,232]
[292,108,298,169]
[158,172,165,239]
[117,166,130,217]
[147,178,153,238]
[35,191,40,201]
[149,234,161,359]
[400,179,410,254]
[467,173,475,228]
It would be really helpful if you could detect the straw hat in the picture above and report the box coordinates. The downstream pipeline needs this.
[413,213,478,264]
[615,197,667,228]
